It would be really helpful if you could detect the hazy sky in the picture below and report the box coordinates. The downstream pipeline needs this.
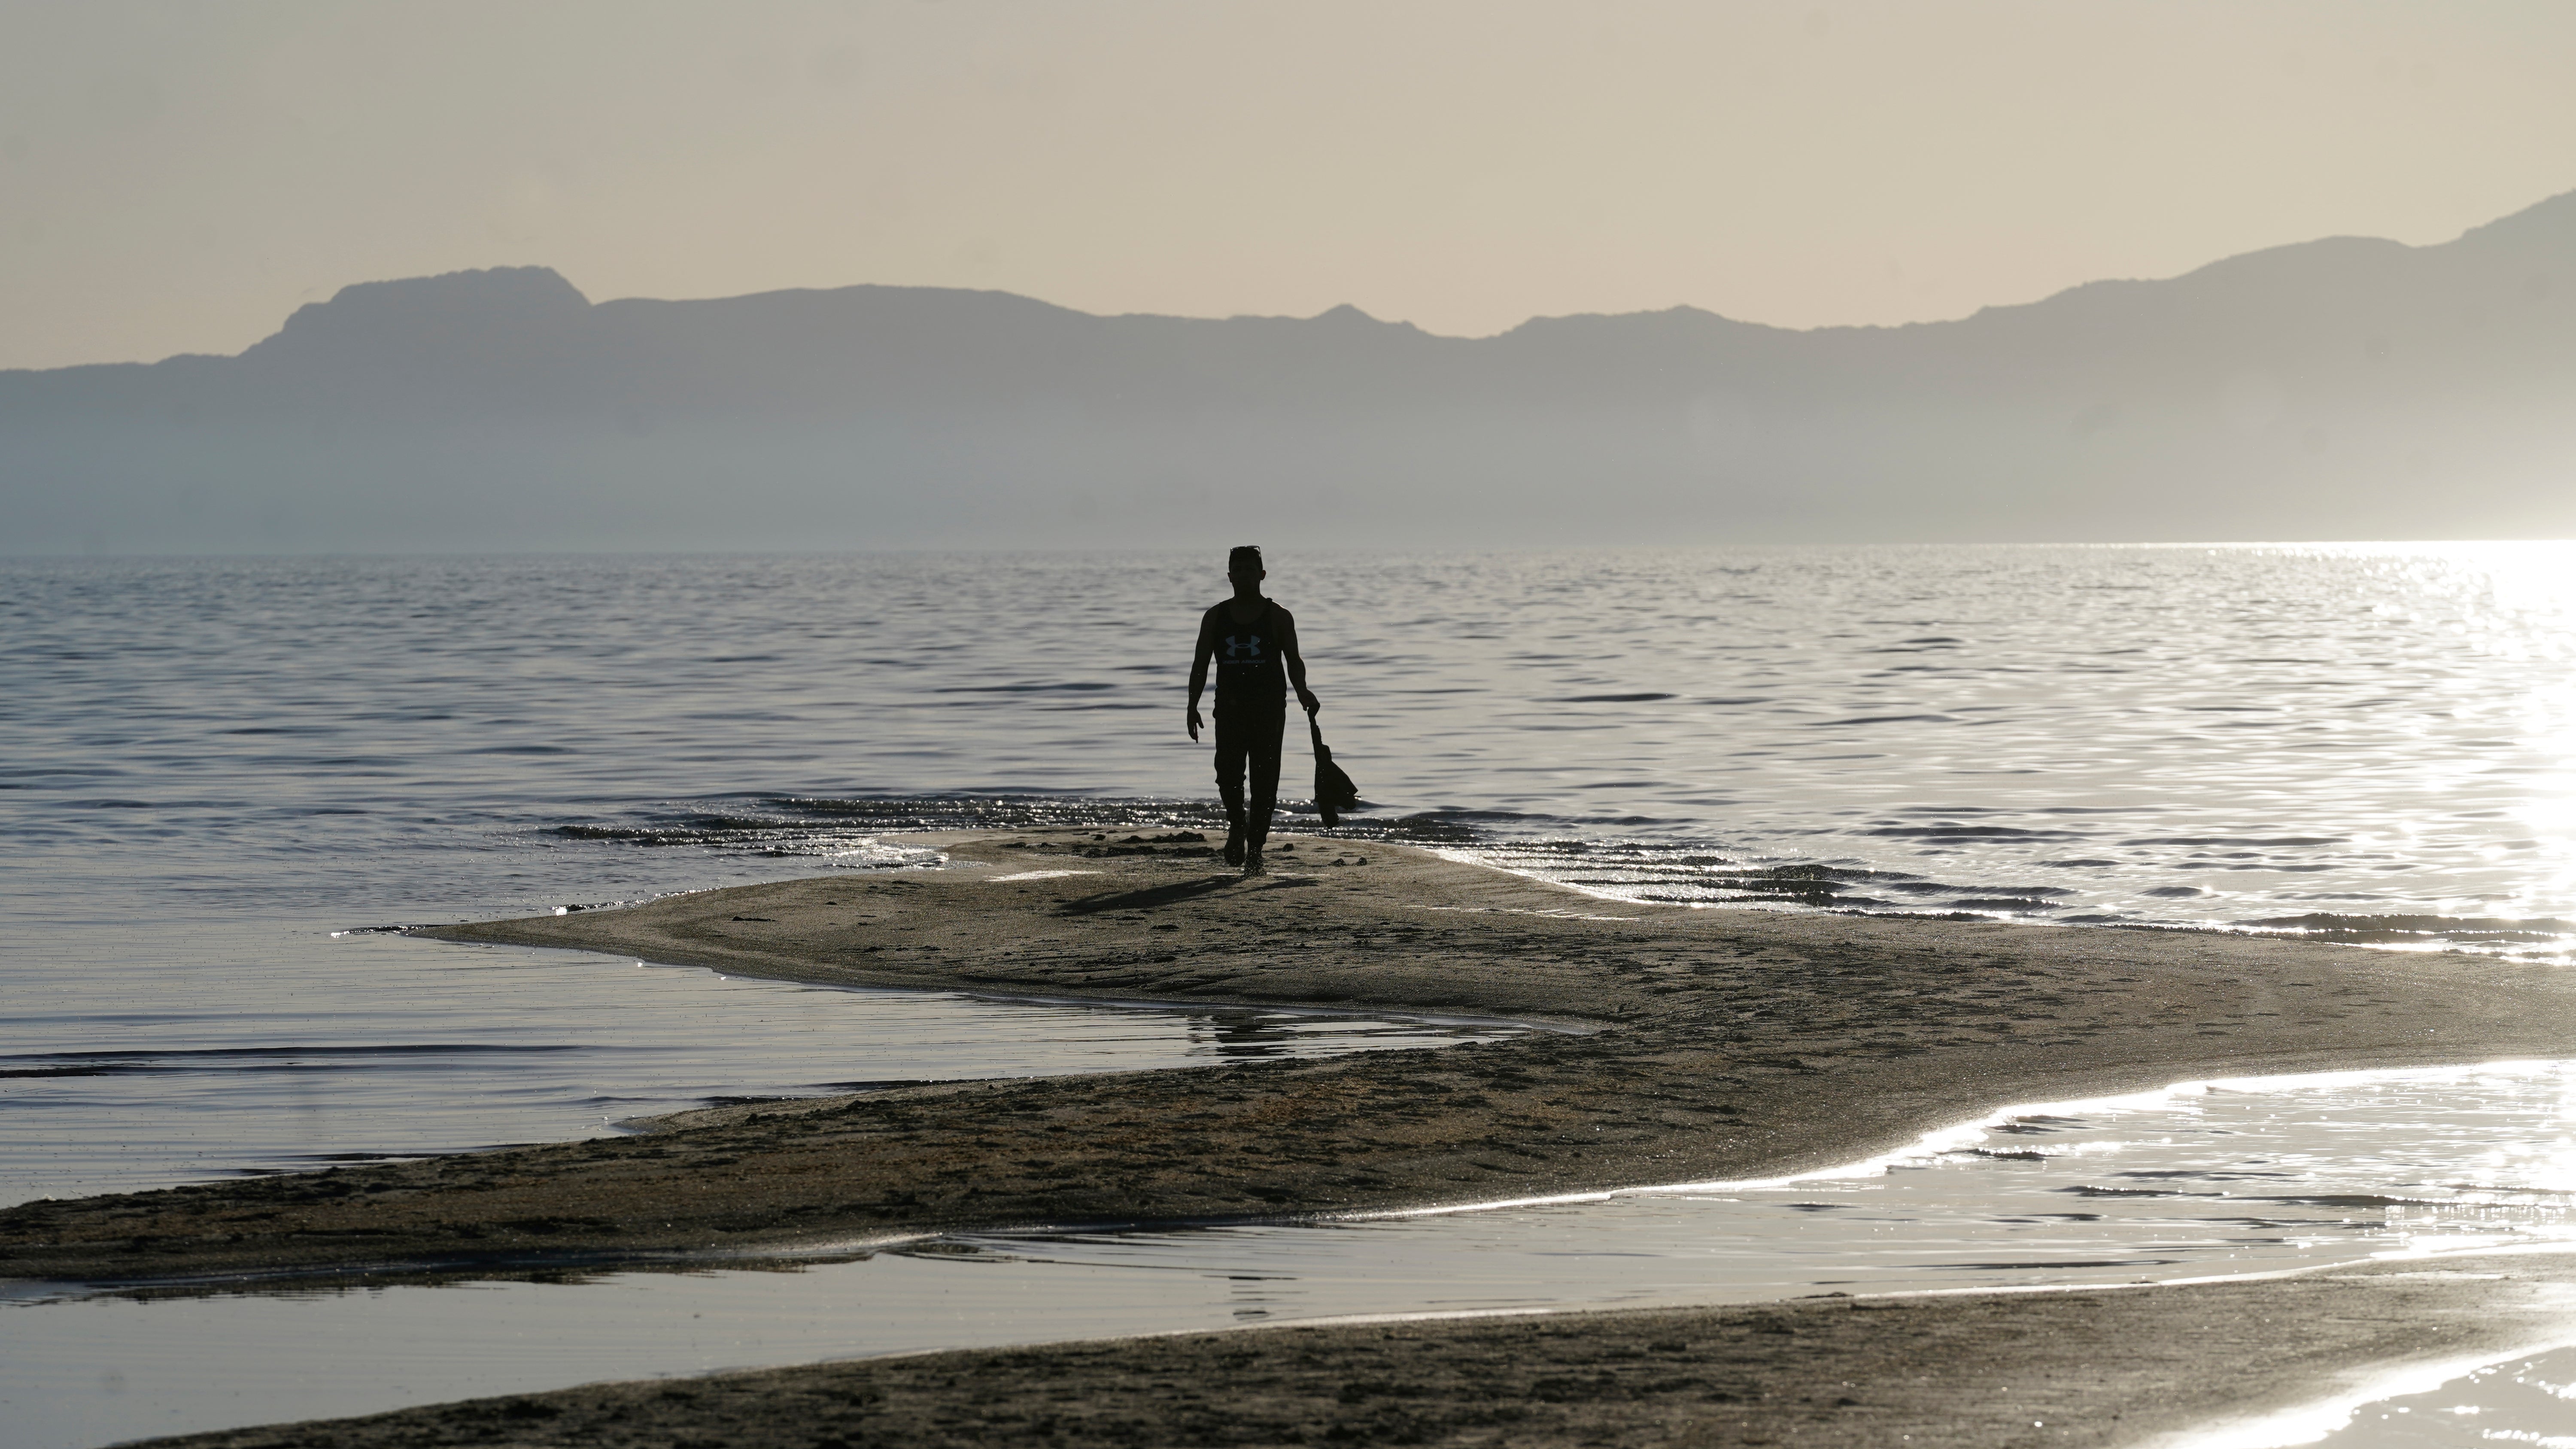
[3,0,2572,371]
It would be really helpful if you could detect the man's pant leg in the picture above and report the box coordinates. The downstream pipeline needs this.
[1213,705,1250,832]
[1245,702,1285,850]
[1213,699,1286,846]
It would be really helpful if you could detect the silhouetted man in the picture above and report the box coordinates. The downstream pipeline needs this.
[1187,545,1319,876]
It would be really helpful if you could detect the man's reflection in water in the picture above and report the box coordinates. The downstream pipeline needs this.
[1195,1012,1302,1059]
[1188,1012,1512,1059]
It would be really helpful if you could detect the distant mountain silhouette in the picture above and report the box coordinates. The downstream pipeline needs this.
[6,189,2573,553]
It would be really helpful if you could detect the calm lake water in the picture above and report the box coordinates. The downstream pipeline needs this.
[5,544,2575,1200]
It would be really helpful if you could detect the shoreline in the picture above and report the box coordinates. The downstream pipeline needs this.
[13,826,2576,1282]
[27,1051,2551,1317]
[15,827,2576,1445]
[24,1051,2555,1300]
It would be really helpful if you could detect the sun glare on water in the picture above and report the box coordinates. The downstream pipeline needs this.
[2310,541,2576,933]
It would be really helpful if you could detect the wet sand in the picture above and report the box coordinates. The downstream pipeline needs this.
[14,829,2576,1444]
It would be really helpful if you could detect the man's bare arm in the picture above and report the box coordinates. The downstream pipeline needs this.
[1281,611,1320,716]
[1185,616,1215,741]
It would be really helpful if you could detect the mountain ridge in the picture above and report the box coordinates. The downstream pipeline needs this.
[5,188,2571,552]
[21,180,2572,377]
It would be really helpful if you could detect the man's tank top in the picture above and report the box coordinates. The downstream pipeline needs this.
[1212,599,1287,702]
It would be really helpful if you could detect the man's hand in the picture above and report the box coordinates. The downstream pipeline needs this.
[1187,705,1204,742]
[1299,690,1321,717]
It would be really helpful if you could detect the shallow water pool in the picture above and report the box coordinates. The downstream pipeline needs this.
[2310,1344,2576,1447]
[0,926,1522,1206]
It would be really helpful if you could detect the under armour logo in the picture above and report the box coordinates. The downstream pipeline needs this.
[1223,635,1265,659]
